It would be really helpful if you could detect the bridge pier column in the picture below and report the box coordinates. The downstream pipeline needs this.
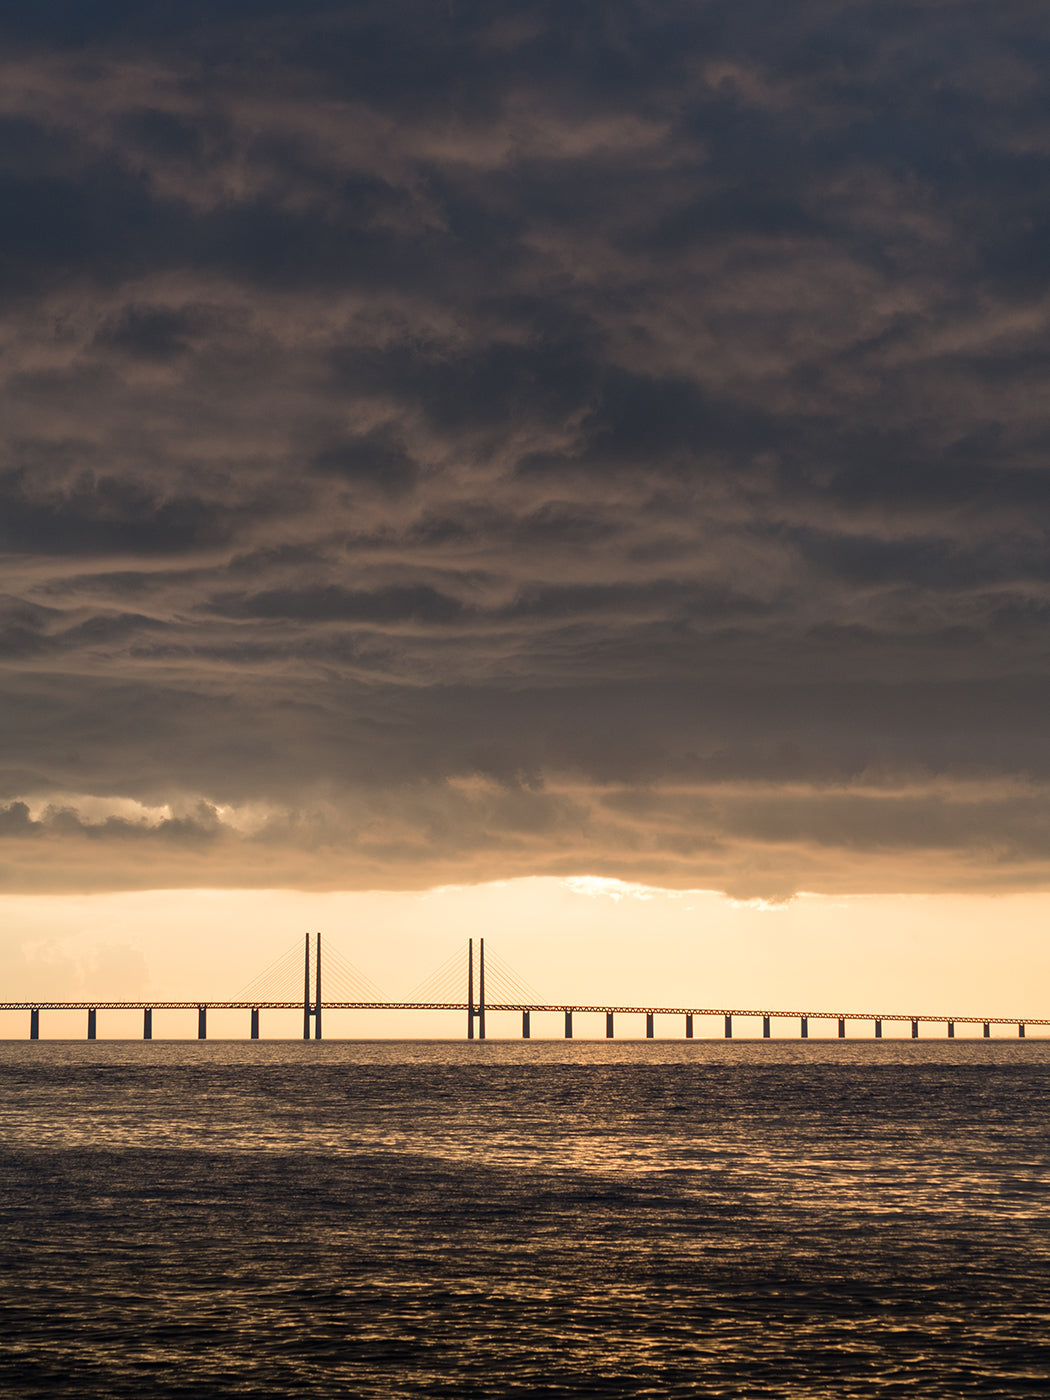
[30,1008,39,1040]
[87,1008,96,1040]
[800,1016,808,1039]
[838,1018,845,1038]
[606,1012,614,1038]
[143,1007,152,1040]
[948,1021,954,1039]
[251,1008,259,1039]
[911,1019,919,1038]
[646,1012,654,1038]
[875,1019,882,1038]
[724,1014,732,1039]
[564,1010,573,1039]
[763,1015,770,1038]
[306,931,313,1041]
[467,938,474,1040]
[521,1010,530,1039]
[983,1021,990,1037]
[685,1014,693,1039]
[198,1006,207,1040]
[314,931,322,1040]
[1019,1023,1026,1038]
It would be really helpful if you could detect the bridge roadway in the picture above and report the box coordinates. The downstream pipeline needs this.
[1,1000,1044,1039]
[0,1001,1047,1023]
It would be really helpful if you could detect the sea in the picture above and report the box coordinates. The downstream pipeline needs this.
[1,1039,1048,1398]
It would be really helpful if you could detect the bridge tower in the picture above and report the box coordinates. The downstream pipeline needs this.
[467,937,486,1039]
[303,931,323,1039]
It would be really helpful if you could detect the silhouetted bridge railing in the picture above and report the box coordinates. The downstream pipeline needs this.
[4,936,1044,1039]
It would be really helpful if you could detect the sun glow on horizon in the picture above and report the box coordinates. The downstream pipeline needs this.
[0,879,1047,1039]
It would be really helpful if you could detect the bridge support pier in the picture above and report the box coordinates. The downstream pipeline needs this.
[763,1015,770,1038]
[1019,1023,1026,1038]
[305,931,313,1040]
[606,1011,614,1038]
[198,1006,207,1040]
[983,1021,990,1037]
[87,1008,96,1040]
[911,1019,919,1038]
[724,1014,732,1039]
[838,1018,846,1038]
[522,1010,530,1039]
[143,1007,152,1040]
[685,1014,693,1039]
[948,1021,954,1038]
[564,1010,573,1039]
[646,1012,654,1038]
[30,1008,39,1040]
[875,1019,882,1038]
[251,1008,259,1039]
[800,1016,807,1039]
[314,931,322,1040]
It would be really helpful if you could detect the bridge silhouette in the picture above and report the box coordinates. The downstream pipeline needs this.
[2,934,1044,1040]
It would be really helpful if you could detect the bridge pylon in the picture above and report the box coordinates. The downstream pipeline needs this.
[303,931,322,1039]
[467,937,486,1039]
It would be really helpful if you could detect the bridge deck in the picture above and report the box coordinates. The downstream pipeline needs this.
[0,1001,1045,1025]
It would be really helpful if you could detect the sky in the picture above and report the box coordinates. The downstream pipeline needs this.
[2,1,1050,1024]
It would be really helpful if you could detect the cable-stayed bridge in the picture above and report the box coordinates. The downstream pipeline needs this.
[2,933,1044,1039]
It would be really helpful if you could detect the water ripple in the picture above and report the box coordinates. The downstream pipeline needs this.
[0,1041,1048,1396]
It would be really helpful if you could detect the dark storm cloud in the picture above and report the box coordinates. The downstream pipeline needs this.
[2,0,1050,893]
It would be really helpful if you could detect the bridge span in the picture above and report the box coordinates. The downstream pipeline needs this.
[3,935,1043,1040]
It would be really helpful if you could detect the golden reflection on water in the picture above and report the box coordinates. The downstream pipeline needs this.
[1,1040,1049,1397]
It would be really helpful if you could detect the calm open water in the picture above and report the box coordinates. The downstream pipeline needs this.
[1,1040,1049,1397]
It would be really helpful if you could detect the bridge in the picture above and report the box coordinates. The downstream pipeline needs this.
[2,934,1044,1040]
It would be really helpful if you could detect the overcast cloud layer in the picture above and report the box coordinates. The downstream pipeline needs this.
[3,0,1050,896]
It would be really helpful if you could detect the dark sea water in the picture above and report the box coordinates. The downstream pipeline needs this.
[1,1041,1049,1398]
